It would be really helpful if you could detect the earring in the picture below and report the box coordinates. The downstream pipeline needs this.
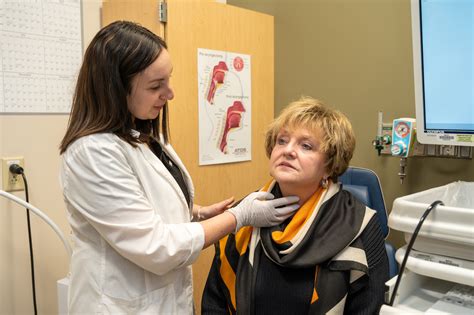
[321,178,328,189]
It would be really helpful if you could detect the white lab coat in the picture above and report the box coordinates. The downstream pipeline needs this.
[60,132,205,314]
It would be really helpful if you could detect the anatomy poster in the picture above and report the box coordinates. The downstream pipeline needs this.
[198,48,251,165]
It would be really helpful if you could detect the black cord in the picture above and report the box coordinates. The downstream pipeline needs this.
[9,164,37,315]
[388,200,444,306]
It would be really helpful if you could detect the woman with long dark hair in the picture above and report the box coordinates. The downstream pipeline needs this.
[59,21,299,314]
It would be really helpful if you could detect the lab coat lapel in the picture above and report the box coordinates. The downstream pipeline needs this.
[138,142,192,214]
[130,129,194,214]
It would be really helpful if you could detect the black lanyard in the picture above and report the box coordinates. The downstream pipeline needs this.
[149,139,191,207]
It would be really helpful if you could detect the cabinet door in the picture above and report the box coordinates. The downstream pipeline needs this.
[166,2,273,310]
[103,1,274,312]
[102,0,165,37]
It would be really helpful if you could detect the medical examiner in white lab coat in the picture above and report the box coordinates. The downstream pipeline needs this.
[58,21,299,314]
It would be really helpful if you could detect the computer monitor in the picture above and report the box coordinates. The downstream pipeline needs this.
[411,0,474,147]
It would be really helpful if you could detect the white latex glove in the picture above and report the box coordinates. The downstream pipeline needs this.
[227,191,300,231]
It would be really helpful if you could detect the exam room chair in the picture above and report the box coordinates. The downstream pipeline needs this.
[338,166,398,279]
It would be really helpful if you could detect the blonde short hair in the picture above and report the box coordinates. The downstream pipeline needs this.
[265,97,356,182]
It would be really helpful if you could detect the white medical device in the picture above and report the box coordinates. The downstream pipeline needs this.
[411,0,474,147]
[381,181,474,314]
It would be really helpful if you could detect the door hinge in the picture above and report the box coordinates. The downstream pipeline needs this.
[159,2,167,23]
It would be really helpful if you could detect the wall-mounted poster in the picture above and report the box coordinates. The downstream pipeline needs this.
[197,48,251,165]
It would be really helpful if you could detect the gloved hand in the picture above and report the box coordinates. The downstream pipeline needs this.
[226,191,300,231]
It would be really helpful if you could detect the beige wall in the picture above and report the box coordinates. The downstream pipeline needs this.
[228,0,474,249]
[0,2,102,314]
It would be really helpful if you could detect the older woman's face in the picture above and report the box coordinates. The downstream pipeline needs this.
[269,126,328,190]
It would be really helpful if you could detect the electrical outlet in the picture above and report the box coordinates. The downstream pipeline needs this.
[1,157,25,192]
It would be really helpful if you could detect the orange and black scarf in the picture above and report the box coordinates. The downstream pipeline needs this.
[210,180,375,314]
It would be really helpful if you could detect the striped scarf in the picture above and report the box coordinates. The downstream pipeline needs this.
[216,180,375,314]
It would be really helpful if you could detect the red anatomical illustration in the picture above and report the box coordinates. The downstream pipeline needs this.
[219,101,246,153]
[207,61,228,104]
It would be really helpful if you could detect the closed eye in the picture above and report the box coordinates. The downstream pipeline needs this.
[149,76,171,90]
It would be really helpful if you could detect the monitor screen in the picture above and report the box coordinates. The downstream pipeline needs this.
[411,0,474,146]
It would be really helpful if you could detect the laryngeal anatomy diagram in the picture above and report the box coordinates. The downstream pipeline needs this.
[206,61,228,104]
[203,60,248,154]
[219,101,246,153]
[198,48,251,165]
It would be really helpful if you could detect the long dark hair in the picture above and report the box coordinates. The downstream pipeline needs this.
[59,21,169,154]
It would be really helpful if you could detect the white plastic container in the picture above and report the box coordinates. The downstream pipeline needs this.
[395,246,474,286]
[382,269,474,314]
[385,183,474,314]
[389,181,474,261]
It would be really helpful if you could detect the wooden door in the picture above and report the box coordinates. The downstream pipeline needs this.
[166,1,273,311]
[102,1,274,312]
[102,0,165,37]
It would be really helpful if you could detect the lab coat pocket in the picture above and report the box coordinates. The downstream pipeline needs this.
[100,246,179,313]
[100,284,176,314]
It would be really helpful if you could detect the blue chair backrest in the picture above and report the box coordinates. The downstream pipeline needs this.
[338,166,398,278]
[338,166,388,237]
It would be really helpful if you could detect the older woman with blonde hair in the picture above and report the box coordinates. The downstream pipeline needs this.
[202,97,389,314]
